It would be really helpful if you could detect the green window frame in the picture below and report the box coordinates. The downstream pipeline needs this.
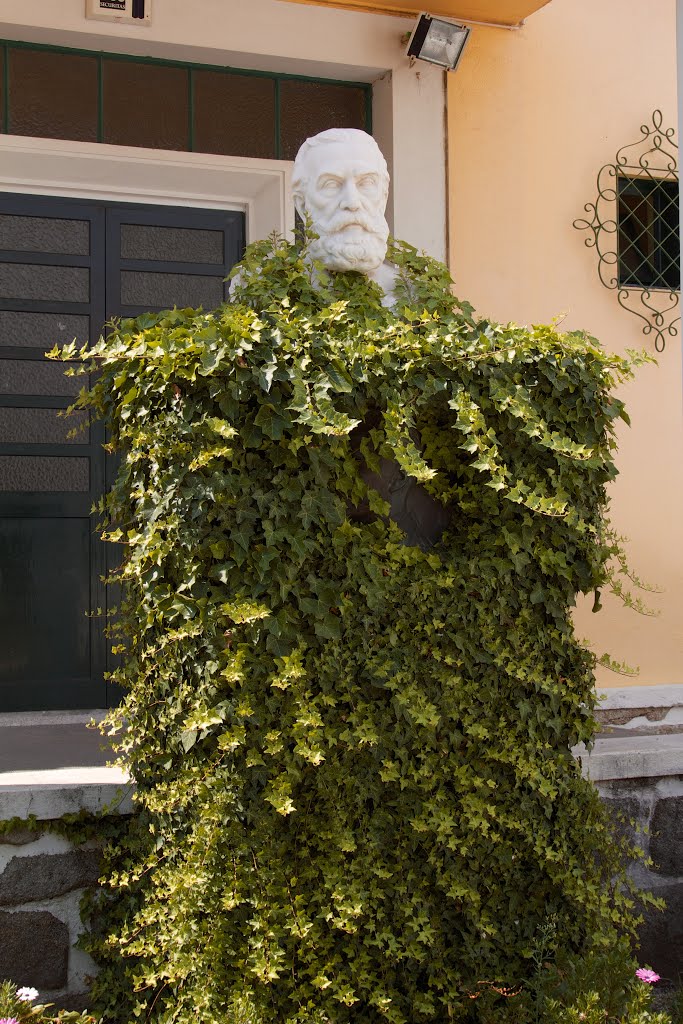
[0,39,372,159]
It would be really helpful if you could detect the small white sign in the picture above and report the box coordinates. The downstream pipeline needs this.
[85,0,151,25]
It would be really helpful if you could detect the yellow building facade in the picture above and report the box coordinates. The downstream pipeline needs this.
[447,0,681,691]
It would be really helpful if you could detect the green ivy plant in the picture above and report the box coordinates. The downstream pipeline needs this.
[52,236,655,1024]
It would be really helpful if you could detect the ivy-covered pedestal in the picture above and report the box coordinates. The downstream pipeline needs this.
[55,238,654,1024]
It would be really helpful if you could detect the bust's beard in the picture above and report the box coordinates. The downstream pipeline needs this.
[308,221,389,273]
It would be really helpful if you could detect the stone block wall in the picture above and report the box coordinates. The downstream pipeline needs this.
[598,775,683,981]
[0,693,679,1007]
[0,825,102,1009]
[0,787,680,1008]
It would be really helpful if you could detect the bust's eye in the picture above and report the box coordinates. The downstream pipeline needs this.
[320,178,342,192]
[357,175,379,192]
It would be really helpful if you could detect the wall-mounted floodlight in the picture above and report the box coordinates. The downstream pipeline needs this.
[406,13,470,71]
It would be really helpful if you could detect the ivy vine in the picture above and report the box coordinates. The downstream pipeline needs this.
[52,236,652,1024]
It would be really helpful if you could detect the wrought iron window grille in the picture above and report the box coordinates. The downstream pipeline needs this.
[573,110,679,352]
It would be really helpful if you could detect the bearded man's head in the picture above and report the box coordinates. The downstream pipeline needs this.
[292,129,390,273]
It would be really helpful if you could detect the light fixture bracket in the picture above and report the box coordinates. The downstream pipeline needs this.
[405,13,470,72]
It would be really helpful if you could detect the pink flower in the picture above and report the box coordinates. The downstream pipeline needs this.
[0,1017,19,1023]
[636,968,661,984]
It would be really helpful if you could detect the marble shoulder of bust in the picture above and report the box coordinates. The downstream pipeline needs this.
[365,258,400,309]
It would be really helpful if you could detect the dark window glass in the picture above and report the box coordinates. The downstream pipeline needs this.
[0,264,89,303]
[9,48,98,142]
[618,175,680,290]
[120,270,224,309]
[0,312,90,350]
[103,60,189,151]
[0,455,89,491]
[120,224,224,264]
[0,47,4,133]
[0,359,82,397]
[279,80,367,160]
[0,215,89,256]
[193,71,276,159]
[0,407,89,444]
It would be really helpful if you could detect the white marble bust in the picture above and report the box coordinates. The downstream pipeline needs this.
[292,128,398,307]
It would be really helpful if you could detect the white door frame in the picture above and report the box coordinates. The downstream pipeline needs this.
[0,135,294,243]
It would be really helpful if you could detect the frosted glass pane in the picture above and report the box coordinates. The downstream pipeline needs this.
[120,271,224,309]
[0,264,89,303]
[0,407,89,444]
[0,312,90,350]
[0,455,89,491]
[0,360,82,397]
[279,80,367,161]
[194,72,276,159]
[0,215,89,256]
[9,48,98,143]
[120,224,224,264]
[103,60,188,151]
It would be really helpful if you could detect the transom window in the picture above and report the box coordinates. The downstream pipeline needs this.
[0,40,371,161]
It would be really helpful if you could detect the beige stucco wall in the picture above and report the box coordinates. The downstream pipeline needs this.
[448,0,682,687]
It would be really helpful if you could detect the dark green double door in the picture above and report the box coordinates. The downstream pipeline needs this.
[0,194,245,711]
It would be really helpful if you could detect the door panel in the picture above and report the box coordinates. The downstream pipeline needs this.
[0,194,245,710]
[0,358,84,396]
[119,269,225,309]
[106,204,243,317]
[119,224,225,263]
[0,214,90,256]
[0,455,89,491]
[0,310,91,350]
[0,263,90,302]
[0,195,106,712]
[0,517,92,709]
[0,407,90,445]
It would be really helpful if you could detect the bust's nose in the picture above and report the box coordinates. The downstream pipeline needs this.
[338,179,362,211]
